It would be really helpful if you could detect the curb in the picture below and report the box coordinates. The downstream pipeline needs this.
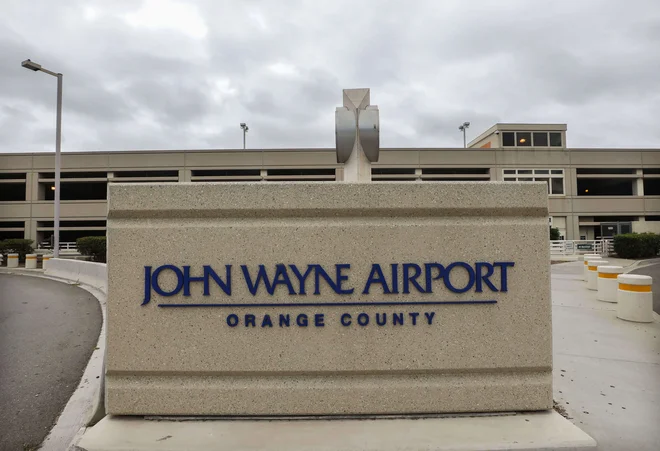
[0,268,107,451]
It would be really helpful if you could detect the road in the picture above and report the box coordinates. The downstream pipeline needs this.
[629,261,660,314]
[0,274,102,451]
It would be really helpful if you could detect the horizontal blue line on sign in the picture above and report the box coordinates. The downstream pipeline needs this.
[158,300,497,308]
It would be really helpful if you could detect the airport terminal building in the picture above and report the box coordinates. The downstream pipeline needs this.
[1,123,659,246]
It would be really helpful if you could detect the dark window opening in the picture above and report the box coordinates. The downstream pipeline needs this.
[0,183,26,201]
[533,133,548,146]
[38,220,106,228]
[577,168,636,174]
[60,230,106,241]
[646,216,660,221]
[268,169,335,176]
[39,172,107,179]
[422,168,489,175]
[0,221,24,228]
[423,178,490,182]
[0,231,24,240]
[644,179,660,195]
[372,168,415,175]
[577,179,633,196]
[370,178,417,182]
[593,216,638,222]
[549,132,562,147]
[643,168,660,174]
[0,173,26,180]
[517,132,532,147]
[114,170,178,177]
[44,182,107,200]
[192,169,261,177]
[502,132,515,146]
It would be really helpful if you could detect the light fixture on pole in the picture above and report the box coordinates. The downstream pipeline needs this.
[240,123,249,150]
[458,121,470,148]
[22,59,62,258]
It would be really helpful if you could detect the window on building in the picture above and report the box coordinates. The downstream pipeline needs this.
[577,179,633,196]
[517,132,532,146]
[644,178,660,195]
[533,132,548,146]
[502,132,515,147]
[549,132,562,147]
[502,169,565,195]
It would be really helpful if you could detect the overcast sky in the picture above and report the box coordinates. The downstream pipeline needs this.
[1,0,660,152]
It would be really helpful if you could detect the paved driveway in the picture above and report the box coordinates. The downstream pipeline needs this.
[0,274,102,451]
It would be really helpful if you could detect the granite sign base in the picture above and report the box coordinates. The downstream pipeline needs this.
[106,182,553,416]
[75,412,596,451]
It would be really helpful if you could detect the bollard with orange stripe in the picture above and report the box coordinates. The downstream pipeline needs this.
[586,259,608,291]
[616,274,653,323]
[42,254,54,270]
[7,253,19,268]
[597,266,623,303]
[25,253,38,269]
[583,254,601,281]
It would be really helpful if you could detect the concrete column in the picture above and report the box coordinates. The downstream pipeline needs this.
[178,169,192,182]
[634,169,644,196]
[343,140,371,182]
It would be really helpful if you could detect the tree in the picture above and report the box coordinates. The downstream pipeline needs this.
[549,227,561,240]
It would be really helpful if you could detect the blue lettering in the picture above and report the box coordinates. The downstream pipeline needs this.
[475,262,498,292]
[226,314,239,327]
[142,266,152,305]
[272,264,296,295]
[297,314,308,327]
[391,264,399,294]
[245,314,256,327]
[314,265,339,295]
[494,262,515,292]
[403,263,426,293]
[362,264,391,294]
[335,264,354,294]
[357,313,369,326]
[409,312,419,325]
[376,313,387,326]
[261,314,273,328]
[181,265,232,297]
[424,312,435,325]
[279,314,290,327]
[314,313,325,327]
[444,262,476,293]
[341,313,352,326]
[424,263,444,293]
[151,265,184,297]
[393,312,404,325]
[241,265,274,295]
[182,266,204,296]
[289,265,314,294]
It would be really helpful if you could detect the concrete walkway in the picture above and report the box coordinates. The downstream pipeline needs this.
[551,260,660,450]
[0,274,102,451]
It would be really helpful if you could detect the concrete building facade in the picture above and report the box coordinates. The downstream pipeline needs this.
[1,123,659,246]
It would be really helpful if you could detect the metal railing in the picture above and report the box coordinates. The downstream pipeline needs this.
[550,240,613,257]
[38,241,78,252]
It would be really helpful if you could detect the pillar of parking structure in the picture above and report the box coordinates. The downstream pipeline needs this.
[25,253,37,269]
[617,274,653,323]
[7,253,19,268]
[597,266,623,302]
[583,254,601,281]
[587,259,608,291]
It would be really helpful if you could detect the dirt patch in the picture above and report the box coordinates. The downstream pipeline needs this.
[553,400,571,419]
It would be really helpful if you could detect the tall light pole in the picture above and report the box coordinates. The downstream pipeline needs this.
[22,59,62,258]
[240,122,249,150]
[458,121,470,148]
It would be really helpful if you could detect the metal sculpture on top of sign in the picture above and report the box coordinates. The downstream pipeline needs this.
[335,88,380,164]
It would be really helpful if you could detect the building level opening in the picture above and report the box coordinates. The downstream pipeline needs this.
[577,179,633,196]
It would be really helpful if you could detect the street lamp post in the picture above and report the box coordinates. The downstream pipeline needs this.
[22,59,62,258]
[240,122,249,150]
[458,121,470,148]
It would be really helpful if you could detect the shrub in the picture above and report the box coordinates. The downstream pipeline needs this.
[0,239,34,263]
[76,236,107,263]
[549,227,561,240]
[613,233,660,259]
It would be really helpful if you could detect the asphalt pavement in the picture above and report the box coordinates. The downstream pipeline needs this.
[629,260,660,314]
[0,274,102,451]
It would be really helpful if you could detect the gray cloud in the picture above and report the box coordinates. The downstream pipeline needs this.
[1,0,660,152]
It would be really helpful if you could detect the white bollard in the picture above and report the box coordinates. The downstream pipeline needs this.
[583,254,601,281]
[42,254,54,270]
[617,274,653,323]
[597,266,624,302]
[7,253,19,268]
[587,259,608,291]
[25,253,37,269]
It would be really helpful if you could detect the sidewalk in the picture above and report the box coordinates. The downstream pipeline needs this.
[551,260,659,450]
